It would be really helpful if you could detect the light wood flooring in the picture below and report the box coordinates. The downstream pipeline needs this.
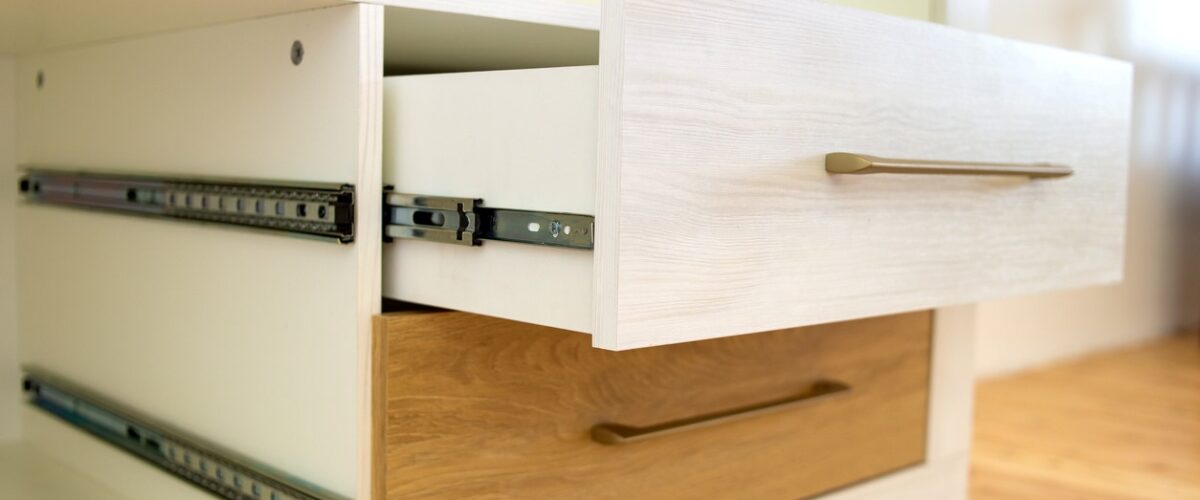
[971,333,1200,499]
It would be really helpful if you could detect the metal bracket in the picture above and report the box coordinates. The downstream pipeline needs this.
[384,192,594,250]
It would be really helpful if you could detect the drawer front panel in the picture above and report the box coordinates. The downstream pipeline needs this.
[375,310,931,499]
[596,0,1132,348]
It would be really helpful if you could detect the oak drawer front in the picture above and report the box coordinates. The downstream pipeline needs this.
[374,310,931,499]
[594,0,1133,348]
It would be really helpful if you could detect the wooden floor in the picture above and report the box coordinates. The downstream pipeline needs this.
[971,333,1200,499]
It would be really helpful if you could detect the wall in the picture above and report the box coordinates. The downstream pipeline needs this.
[0,56,18,440]
[973,0,1193,377]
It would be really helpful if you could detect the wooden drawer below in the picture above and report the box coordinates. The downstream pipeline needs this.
[372,310,932,499]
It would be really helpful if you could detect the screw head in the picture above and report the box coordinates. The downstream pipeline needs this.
[290,40,304,66]
[35,70,44,89]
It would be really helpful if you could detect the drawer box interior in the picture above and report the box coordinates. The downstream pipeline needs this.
[373,309,932,499]
[382,66,598,334]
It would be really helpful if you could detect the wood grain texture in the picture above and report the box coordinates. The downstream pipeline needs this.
[15,6,377,497]
[376,310,931,499]
[371,315,389,500]
[595,0,1132,349]
[354,5,384,500]
[971,333,1200,500]
[822,305,976,500]
[382,67,597,333]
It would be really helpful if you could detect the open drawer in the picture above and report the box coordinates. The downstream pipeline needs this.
[373,309,932,499]
[382,1,1132,350]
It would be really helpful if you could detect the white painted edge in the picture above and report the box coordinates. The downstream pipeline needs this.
[591,0,623,349]
[361,0,600,31]
[354,4,384,500]
[926,305,978,463]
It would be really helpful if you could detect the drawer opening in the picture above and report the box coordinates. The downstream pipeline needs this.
[381,5,602,338]
[381,61,599,334]
[382,6,599,76]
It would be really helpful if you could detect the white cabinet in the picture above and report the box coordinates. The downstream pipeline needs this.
[8,2,1130,499]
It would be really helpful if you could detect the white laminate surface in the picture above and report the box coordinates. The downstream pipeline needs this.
[0,440,133,500]
[16,6,381,497]
[595,0,1132,349]
[382,67,597,333]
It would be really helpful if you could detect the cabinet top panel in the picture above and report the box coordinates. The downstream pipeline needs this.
[0,0,600,55]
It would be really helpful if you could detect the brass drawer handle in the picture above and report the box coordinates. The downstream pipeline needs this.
[826,152,1073,178]
[591,379,851,445]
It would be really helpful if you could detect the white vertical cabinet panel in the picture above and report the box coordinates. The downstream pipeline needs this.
[382,67,597,333]
[16,5,381,498]
[19,408,211,500]
[595,0,1131,349]
[17,7,360,183]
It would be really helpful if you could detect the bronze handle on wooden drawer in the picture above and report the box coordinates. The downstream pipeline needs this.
[590,379,851,445]
[826,152,1073,178]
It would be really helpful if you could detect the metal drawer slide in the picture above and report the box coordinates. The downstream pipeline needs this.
[17,170,596,250]
[23,370,346,500]
[384,192,594,250]
[19,170,356,243]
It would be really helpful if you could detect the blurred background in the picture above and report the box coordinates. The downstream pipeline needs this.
[830,0,1200,374]
[962,0,1200,378]
[0,0,1197,497]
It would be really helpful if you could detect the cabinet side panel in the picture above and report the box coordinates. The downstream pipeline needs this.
[15,6,377,496]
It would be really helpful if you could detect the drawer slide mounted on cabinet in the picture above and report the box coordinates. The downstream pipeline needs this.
[383,192,594,249]
[16,170,596,250]
[22,369,347,500]
[18,170,357,243]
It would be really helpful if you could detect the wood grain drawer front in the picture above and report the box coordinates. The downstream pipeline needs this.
[384,1,1131,351]
[597,0,1132,349]
[374,310,932,499]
